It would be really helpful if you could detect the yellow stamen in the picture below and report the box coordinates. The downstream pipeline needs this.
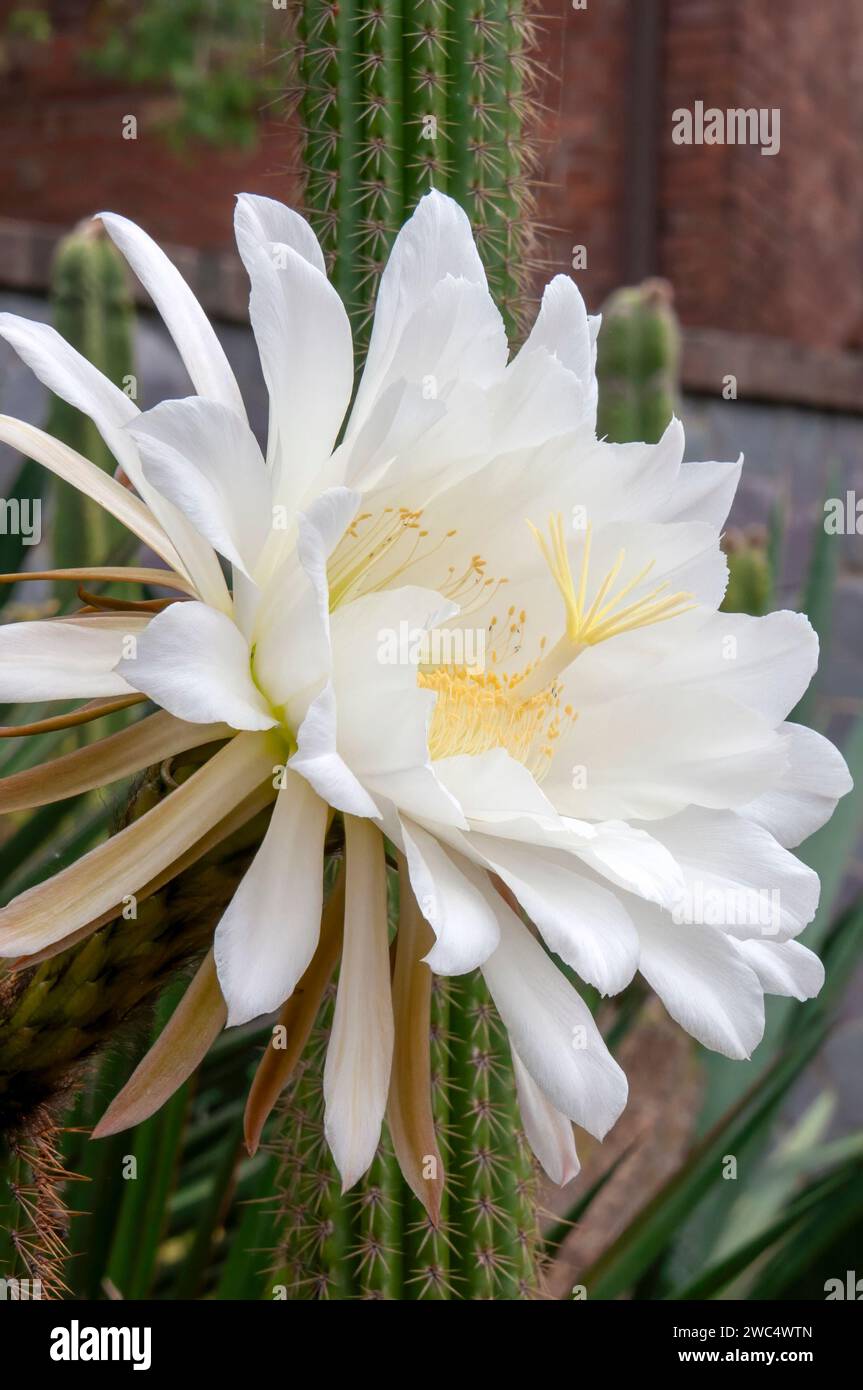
[514,513,695,696]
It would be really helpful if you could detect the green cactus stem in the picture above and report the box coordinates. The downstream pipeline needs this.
[270,971,542,1301]
[264,3,548,1298]
[47,220,136,585]
[288,1,541,345]
[595,278,681,445]
[721,524,771,617]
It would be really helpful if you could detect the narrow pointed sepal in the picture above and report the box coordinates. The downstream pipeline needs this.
[386,856,446,1223]
[92,949,225,1138]
[512,1047,580,1187]
[323,817,394,1192]
[243,865,345,1156]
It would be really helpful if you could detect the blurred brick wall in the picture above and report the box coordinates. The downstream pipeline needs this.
[532,0,631,309]
[0,0,297,247]
[1,0,862,354]
[658,0,863,351]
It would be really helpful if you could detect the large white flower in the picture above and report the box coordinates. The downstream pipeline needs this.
[0,192,851,1196]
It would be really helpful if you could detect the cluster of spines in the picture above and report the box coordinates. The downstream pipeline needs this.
[0,1115,74,1299]
[283,1,543,347]
[271,976,541,1300]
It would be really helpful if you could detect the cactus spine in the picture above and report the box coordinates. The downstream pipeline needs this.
[289,1,540,344]
[272,975,541,1300]
[47,221,136,584]
[595,278,681,445]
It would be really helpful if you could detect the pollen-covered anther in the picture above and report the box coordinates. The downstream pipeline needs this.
[329,508,483,609]
[418,663,575,781]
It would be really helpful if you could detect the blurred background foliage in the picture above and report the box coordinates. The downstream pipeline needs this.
[2,0,284,148]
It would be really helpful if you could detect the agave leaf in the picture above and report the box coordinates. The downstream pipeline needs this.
[747,1157,863,1299]
[667,1161,857,1300]
[104,982,192,1298]
[0,456,43,611]
[575,1010,828,1300]
[214,1153,280,1300]
[667,898,863,1290]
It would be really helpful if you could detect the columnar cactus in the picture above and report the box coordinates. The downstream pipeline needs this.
[47,220,136,582]
[265,0,546,1300]
[289,0,540,343]
[595,278,681,445]
[272,974,541,1300]
[721,524,772,617]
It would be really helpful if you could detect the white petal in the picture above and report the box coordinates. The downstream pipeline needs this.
[242,239,353,505]
[128,397,271,576]
[324,816,394,1189]
[0,616,143,701]
[214,772,327,1025]
[234,192,326,275]
[435,755,685,911]
[0,414,186,577]
[0,315,229,611]
[523,275,597,383]
[646,807,820,942]
[385,273,508,394]
[731,938,825,1001]
[634,905,765,1059]
[329,586,467,828]
[350,189,498,426]
[740,722,853,847]
[399,819,500,973]
[0,311,137,449]
[470,834,639,995]
[99,211,246,418]
[512,1047,580,1187]
[330,378,445,496]
[606,609,818,727]
[516,274,598,425]
[479,885,628,1138]
[116,601,276,730]
[566,819,686,911]
[296,487,362,625]
[289,681,381,819]
[435,747,561,822]
[252,487,360,732]
[547,688,788,821]
[660,456,743,529]
[485,346,594,452]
